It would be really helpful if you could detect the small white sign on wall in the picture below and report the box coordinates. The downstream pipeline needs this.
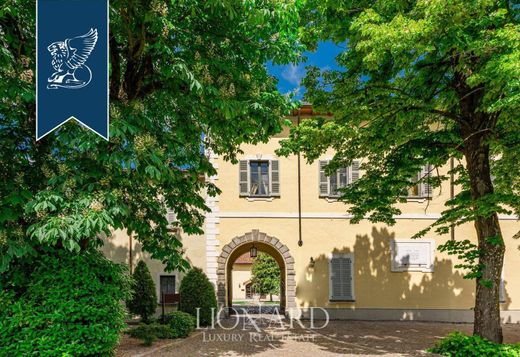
[391,239,435,273]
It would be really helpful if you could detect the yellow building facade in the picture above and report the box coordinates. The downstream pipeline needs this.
[203,109,520,323]
[105,108,520,323]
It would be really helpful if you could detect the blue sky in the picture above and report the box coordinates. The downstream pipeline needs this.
[267,41,345,100]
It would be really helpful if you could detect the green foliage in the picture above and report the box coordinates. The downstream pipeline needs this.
[429,332,520,357]
[278,0,519,340]
[127,260,157,323]
[438,240,482,280]
[251,252,281,298]
[179,267,217,326]
[167,311,197,338]
[279,0,520,240]
[127,323,175,346]
[0,249,131,356]
[127,312,195,346]
[0,0,304,272]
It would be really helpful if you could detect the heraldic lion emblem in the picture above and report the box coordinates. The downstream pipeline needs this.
[47,28,98,90]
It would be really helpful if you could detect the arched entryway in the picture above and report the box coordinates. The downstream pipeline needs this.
[217,230,296,316]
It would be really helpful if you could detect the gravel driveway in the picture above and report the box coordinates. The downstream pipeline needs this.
[118,315,520,357]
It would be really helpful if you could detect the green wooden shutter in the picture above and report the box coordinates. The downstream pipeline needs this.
[420,164,432,197]
[166,207,177,228]
[319,160,330,197]
[350,160,360,183]
[329,254,354,301]
[270,160,280,197]
[239,160,249,196]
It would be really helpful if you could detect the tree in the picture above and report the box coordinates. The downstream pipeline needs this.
[279,0,519,343]
[0,0,303,272]
[251,252,280,301]
[179,267,217,326]
[127,260,157,323]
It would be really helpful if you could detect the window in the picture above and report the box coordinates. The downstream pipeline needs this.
[329,253,355,301]
[319,160,360,198]
[166,207,178,229]
[239,159,280,197]
[159,275,176,303]
[404,165,432,198]
[249,161,270,196]
[391,239,435,273]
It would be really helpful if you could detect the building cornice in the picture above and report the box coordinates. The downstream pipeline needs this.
[217,211,519,221]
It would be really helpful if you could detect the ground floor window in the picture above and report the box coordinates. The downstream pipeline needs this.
[159,275,176,303]
[329,253,355,301]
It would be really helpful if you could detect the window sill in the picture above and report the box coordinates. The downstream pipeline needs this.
[403,197,431,203]
[329,299,356,302]
[244,196,275,202]
[324,197,341,203]
[391,267,434,273]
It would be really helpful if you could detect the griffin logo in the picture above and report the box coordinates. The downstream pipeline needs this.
[47,28,98,89]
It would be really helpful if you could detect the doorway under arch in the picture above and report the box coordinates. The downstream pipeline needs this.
[217,230,296,316]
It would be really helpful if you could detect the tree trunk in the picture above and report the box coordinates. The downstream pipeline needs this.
[464,135,505,343]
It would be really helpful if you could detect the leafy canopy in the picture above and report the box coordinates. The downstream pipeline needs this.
[0,0,303,271]
[279,0,519,241]
[278,2,519,341]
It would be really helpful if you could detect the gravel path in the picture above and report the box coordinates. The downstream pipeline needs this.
[118,316,520,357]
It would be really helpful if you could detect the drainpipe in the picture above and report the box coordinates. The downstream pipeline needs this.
[450,157,455,241]
[297,110,303,247]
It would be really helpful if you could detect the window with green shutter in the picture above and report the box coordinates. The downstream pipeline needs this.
[319,160,360,198]
[329,253,355,301]
[238,159,280,198]
[404,164,433,198]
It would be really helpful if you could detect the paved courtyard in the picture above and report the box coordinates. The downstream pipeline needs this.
[117,316,520,357]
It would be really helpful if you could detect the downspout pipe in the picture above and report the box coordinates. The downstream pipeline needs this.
[450,157,455,241]
[297,110,303,247]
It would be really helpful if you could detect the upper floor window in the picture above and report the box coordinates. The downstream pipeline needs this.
[239,159,280,198]
[404,165,432,199]
[319,160,360,198]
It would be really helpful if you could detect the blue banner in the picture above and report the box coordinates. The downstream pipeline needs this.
[37,0,109,140]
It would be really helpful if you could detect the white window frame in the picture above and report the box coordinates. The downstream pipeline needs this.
[404,165,433,200]
[239,155,280,198]
[390,239,435,273]
[319,159,359,199]
[328,253,355,301]
[249,160,271,197]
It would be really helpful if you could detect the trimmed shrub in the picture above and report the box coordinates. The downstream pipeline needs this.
[127,323,175,346]
[127,260,157,323]
[179,267,217,326]
[167,311,196,338]
[0,249,131,356]
[429,332,520,357]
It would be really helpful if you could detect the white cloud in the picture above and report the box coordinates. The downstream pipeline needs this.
[281,64,305,86]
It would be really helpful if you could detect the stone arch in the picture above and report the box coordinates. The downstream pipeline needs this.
[216,229,296,315]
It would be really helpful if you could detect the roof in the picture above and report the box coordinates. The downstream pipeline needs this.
[290,103,333,117]
[234,252,254,265]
